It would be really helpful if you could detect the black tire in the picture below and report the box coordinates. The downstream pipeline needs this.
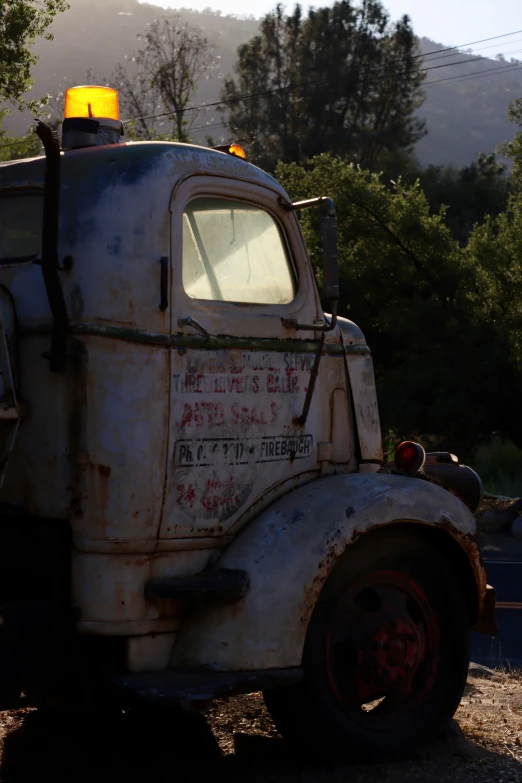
[263,529,470,762]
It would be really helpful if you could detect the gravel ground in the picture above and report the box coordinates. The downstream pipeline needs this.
[0,669,521,782]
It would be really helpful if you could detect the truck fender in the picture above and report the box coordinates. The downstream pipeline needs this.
[170,473,486,671]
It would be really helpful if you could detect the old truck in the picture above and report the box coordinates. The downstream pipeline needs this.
[0,86,496,760]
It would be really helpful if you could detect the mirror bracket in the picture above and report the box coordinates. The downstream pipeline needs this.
[278,196,339,333]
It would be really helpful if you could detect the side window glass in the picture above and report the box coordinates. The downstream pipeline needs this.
[0,192,43,263]
[182,197,296,304]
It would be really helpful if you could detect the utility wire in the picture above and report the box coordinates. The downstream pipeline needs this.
[127,51,516,130]
[121,27,522,127]
[458,37,522,55]
[419,40,522,65]
[0,138,43,152]
[425,60,522,88]
[191,61,522,138]
[4,27,522,151]
[123,54,485,126]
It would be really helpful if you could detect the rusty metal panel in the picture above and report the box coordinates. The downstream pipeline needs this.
[162,347,323,538]
[127,633,178,672]
[69,336,169,545]
[335,315,382,464]
[72,549,211,625]
[170,473,485,671]
[161,173,329,538]
[161,174,358,539]
[331,388,354,464]
[346,354,383,463]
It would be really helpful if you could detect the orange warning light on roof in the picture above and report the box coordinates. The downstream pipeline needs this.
[64,86,120,121]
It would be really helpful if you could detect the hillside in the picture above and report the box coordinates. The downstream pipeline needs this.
[416,37,522,166]
[3,0,522,167]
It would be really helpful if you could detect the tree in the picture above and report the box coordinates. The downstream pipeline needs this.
[220,1,426,171]
[412,154,511,245]
[277,154,521,455]
[0,110,42,161]
[112,17,216,142]
[0,0,68,109]
[498,97,522,183]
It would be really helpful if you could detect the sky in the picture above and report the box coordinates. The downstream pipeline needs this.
[144,0,522,52]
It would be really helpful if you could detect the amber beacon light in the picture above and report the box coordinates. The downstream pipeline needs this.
[64,86,120,121]
[62,86,123,150]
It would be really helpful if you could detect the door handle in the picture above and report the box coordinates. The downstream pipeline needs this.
[178,316,210,340]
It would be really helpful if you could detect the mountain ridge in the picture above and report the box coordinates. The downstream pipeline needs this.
[3,0,521,167]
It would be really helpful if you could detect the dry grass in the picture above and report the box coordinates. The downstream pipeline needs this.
[0,671,520,781]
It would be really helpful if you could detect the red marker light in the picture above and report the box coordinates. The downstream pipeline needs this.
[394,441,426,473]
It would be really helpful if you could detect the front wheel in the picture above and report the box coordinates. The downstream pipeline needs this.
[264,530,470,762]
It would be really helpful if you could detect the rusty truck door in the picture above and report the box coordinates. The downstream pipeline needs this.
[159,175,329,541]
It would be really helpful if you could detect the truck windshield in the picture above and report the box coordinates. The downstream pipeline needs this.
[0,192,43,263]
[182,197,296,304]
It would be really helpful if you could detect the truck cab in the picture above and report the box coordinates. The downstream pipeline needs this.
[0,86,495,761]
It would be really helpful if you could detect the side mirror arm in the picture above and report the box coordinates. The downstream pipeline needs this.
[278,196,339,333]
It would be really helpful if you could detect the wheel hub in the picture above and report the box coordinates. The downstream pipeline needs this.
[326,570,438,712]
[356,617,426,702]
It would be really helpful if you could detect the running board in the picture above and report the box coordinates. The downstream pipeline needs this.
[144,569,250,602]
[113,667,303,711]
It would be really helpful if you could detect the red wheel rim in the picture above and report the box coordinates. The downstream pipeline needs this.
[325,570,440,727]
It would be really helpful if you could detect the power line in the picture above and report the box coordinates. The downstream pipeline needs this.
[163,44,522,126]
[0,125,61,155]
[0,138,43,153]
[419,40,522,65]
[124,54,484,126]
[425,61,522,88]
[5,27,522,152]
[121,26,522,129]
[461,37,522,55]
[199,61,522,135]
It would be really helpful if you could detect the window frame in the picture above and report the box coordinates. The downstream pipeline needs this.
[181,194,298,307]
[171,174,316,327]
[0,188,44,266]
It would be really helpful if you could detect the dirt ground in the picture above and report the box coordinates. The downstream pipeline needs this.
[0,668,521,782]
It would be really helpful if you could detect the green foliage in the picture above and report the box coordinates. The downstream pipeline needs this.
[0,111,42,162]
[0,0,68,110]
[277,154,521,455]
[221,1,425,172]
[473,438,522,498]
[412,154,511,245]
[498,98,522,183]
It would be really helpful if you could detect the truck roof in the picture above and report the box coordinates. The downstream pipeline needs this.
[0,140,285,197]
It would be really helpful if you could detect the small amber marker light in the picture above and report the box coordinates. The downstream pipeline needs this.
[228,144,246,159]
[212,143,247,160]
[64,86,120,121]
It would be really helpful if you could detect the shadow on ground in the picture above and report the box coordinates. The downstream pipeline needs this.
[0,694,520,783]
[0,705,314,783]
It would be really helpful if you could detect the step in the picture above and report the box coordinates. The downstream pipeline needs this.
[113,667,303,710]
